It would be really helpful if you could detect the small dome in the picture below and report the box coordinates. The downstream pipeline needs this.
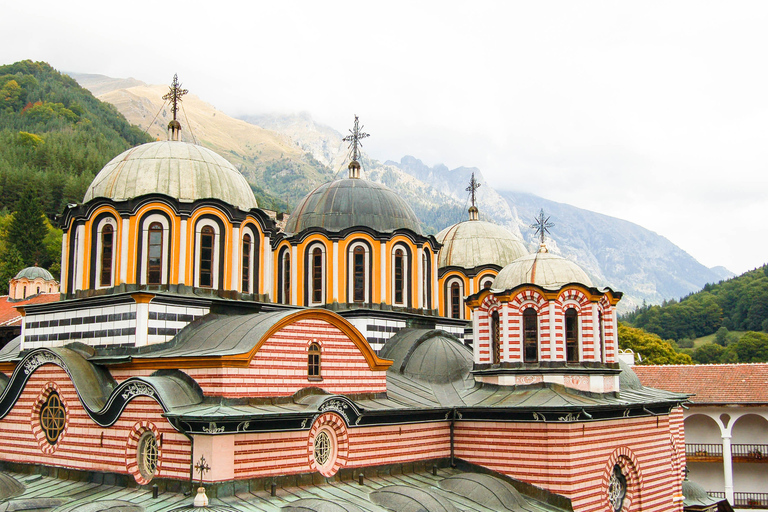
[83,141,258,211]
[0,473,24,501]
[285,179,422,235]
[14,266,54,281]
[619,359,642,390]
[436,220,528,269]
[682,478,720,508]
[493,248,592,291]
[380,329,472,384]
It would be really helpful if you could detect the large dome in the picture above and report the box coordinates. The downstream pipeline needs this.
[493,248,592,291]
[284,178,422,235]
[83,141,258,211]
[436,220,528,269]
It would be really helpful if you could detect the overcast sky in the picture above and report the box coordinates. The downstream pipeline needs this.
[2,1,767,275]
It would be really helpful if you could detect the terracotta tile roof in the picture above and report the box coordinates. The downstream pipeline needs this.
[633,364,768,404]
[0,294,60,327]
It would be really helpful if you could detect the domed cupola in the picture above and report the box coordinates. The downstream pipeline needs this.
[83,141,258,212]
[285,118,420,235]
[465,209,623,395]
[492,245,592,291]
[274,116,440,318]
[58,75,272,305]
[436,173,528,320]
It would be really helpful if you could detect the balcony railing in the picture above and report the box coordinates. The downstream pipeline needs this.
[686,443,767,462]
[707,491,768,508]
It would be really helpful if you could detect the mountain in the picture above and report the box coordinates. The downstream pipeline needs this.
[70,72,731,311]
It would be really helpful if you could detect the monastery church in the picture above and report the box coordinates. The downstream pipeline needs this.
[0,78,692,512]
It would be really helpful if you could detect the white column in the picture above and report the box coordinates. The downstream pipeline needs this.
[135,302,149,347]
[432,252,438,310]
[416,247,423,309]
[230,226,240,291]
[60,233,68,294]
[380,243,387,303]
[74,224,85,291]
[722,434,734,504]
[500,303,508,362]
[120,218,130,284]
[263,236,272,299]
[291,245,298,305]
[469,278,475,296]
[549,302,557,361]
[178,219,187,285]
[332,241,339,302]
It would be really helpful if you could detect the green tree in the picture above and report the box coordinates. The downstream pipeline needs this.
[692,343,725,364]
[715,326,729,346]
[729,331,768,363]
[618,323,693,365]
[0,245,24,294]
[6,189,49,267]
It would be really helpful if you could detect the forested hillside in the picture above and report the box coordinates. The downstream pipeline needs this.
[623,264,768,342]
[0,60,153,292]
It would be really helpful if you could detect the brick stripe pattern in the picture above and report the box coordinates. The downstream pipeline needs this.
[454,416,683,512]
[185,319,387,398]
[0,364,189,482]
[125,421,162,485]
[29,382,69,455]
[474,288,618,365]
[307,413,349,477]
[231,421,450,482]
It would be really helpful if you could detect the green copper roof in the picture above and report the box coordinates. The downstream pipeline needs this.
[84,141,258,211]
[13,266,54,281]
[285,178,422,235]
[493,249,592,291]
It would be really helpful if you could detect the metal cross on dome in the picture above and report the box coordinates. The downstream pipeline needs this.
[530,208,554,245]
[194,455,210,485]
[162,74,188,122]
[466,172,481,208]
[342,115,370,162]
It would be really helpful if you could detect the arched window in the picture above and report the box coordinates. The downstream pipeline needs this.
[523,308,538,363]
[242,233,251,293]
[352,245,366,303]
[311,247,324,304]
[491,310,500,364]
[147,222,163,285]
[36,286,40,295]
[281,250,291,305]
[199,225,215,288]
[100,224,114,287]
[422,252,429,309]
[482,277,493,289]
[308,342,321,379]
[565,308,579,363]
[394,248,405,305]
[450,281,462,319]
[22,286,27,299]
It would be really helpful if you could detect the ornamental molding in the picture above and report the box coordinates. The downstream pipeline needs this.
[120,382,156,401]
[23,352,63,375]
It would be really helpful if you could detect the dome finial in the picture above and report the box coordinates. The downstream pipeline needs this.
[530,208,554,250]
[342,115,370,178]
[162,74,188,141]
[466,172,481,220]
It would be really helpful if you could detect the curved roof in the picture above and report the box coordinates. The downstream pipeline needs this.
[83,141,258,211]
[619,360,642,391]
[380,329,472,384]
[436,220,528,269]
[438,474,528,511]
[0,473,24,502]
[493,248,592,291]
[284,178,422,235]
[370,485,460,512]
[281,498,364,512]
[682,479,721,508]
[13,266,54,281]
[54,500,145,512]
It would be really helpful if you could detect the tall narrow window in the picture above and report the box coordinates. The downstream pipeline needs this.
[147,222,163,285]
[394,249,404,305]
[422,252,429,308]
[308,342,321,379]
[100,224,113,287]
[523,308,538,363]
[491,310,500,364]
[282,252,291,304]
[450,282,461,319]
[199,226,214,288]
[565,308,579,363]
[353,246,365,303]
[598,312,604,363]
[312,247,323,304]
[242,233,251,293]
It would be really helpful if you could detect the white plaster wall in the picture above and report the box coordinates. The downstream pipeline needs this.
[687,461,724,493]
[685,415,723,444]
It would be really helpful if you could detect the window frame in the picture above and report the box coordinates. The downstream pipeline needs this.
[348,241,370,304]
[306,243,326,306]
[308,341,322,380]
[390,243,410,307]
[565,308,579,363]
[95,217,117,289]
[194,218,221,289]
[139,213,170,286]
[523,307,539,363]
